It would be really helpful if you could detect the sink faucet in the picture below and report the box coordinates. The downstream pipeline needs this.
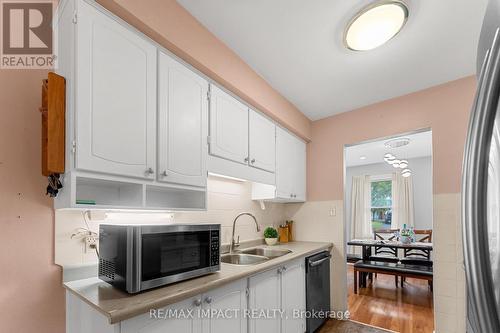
[230,212,261,253]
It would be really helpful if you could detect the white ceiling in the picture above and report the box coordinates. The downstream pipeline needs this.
[345,130,432,167]
[177,0,487,120]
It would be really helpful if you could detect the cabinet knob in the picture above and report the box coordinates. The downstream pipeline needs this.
[290,194,293,198]
[293,194,297,198]
[194,299,202,307]
[146,168,154,175]
[277,267,283,274]
[205,296,213,304]
[161,170,168,177]
[244,157,249,163]
[251,158,255,164]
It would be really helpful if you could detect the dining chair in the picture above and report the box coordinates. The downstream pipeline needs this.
[400,229,432,264]
[369,229,400,263]
[369,229,400,287]
[400,229,433,289]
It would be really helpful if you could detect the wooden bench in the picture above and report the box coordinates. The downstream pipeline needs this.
[353,260,433,294]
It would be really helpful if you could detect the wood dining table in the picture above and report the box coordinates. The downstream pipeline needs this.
[347,239,433,260]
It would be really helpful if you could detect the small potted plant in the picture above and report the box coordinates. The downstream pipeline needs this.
[264,226,278,246]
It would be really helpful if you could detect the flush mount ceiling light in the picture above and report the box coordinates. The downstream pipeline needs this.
[384,137,411,149]
[344,1,409,51]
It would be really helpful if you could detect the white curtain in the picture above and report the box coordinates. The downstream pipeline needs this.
[391,172,415,229]
[350,175,373,249]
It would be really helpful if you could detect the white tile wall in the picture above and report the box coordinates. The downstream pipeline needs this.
[285,200,347,312]
[433,193,466,333]
[55,176,286,266]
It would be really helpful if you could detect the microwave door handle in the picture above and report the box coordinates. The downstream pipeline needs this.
[463,27,500,333]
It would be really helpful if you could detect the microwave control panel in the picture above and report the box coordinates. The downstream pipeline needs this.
[210,230,220,266]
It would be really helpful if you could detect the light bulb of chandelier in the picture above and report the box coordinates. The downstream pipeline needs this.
[402,168,411,177]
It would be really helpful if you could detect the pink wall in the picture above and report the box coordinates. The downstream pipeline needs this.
[308,76,477,201]
[0,70,65,332]
[97,0,312,141]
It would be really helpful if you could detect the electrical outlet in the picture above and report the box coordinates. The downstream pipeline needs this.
[329,207,336,217]
[84,235,97,253]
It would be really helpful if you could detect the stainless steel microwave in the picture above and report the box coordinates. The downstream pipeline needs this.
[98,224,220,293]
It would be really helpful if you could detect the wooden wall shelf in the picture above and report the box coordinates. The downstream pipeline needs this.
[41,72,66,176]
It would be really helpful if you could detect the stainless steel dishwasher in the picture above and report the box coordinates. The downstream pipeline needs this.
[305,251,331,333]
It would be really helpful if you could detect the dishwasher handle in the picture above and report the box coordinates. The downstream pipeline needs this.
[308,254,331,267]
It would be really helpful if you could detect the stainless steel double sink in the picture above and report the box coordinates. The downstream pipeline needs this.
[221,247,292,266]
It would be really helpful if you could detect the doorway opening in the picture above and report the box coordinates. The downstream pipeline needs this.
[343,129,434,332]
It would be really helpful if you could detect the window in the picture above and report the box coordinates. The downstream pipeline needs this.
[370,177,392,230]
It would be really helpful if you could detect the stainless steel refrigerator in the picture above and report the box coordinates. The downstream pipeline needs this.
[463,0,500,332]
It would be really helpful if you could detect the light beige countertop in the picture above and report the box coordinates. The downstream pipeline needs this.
[64,241,333,324]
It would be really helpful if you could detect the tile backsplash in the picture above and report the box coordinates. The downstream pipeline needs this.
[55,176,286,266]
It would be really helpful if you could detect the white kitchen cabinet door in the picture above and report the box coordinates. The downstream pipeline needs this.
[158,52,208,187]
[292,136,306,201]
[276,127,295,199]
[249,110,275,173]
[248,268,281,333]
[201,280,247,333]
[275,127,306,201]
[121,296,202,333]
[76,1,156,179]
[209,85,249,165]
[281,260,306,333]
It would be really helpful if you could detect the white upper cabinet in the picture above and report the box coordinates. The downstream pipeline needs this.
[158,51,208,187]
[292,133,306,201]
[252,127,306,202]
[209,85,249,165]
[75,0,156,179]
[249,110,276,172]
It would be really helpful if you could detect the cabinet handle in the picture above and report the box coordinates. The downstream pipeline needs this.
[161,170,168,177]
[194,299,202,307]
[277,267,283,274]
[244,157,249,163]
[290,194,293,198]
[146,168,154,175]
[205,296,213,304]
[251,158,255,164]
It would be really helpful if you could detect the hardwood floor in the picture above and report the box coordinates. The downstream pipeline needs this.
[345,265,434,333]
[318,319,395,332]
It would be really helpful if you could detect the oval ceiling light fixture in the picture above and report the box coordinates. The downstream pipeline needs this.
[399,159,408,168]
[344,1,409,51]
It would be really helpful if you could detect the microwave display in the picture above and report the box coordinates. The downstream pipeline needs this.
[141,231,210,280]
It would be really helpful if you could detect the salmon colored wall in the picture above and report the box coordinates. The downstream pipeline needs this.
[96,0,312,141]
[0,71,65,332]
[308,76,477,201]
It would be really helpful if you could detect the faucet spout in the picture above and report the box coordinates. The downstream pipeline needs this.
[230,212,260,253]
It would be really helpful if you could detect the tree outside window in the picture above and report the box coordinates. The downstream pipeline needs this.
[371,179,392,230]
